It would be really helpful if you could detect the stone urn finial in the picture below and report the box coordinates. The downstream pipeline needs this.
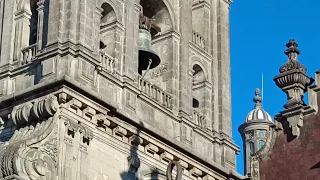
[253,88,262,109]
[274,39,314,109]
[273,39,314,137]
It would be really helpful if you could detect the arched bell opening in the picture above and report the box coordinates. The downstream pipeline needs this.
[99,2,117,57]
[138,0,175,93]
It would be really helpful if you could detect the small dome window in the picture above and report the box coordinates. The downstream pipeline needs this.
[258,140,265,150]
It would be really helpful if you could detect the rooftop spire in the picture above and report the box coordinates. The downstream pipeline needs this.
[253,88,262,109]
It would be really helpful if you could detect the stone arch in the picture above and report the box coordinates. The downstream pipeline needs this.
[98,0,122,23]
[101,3,117,24]
[192,64,206,84]
[98,0,120,55]
[190,58,208,81]
[140,0,176,37]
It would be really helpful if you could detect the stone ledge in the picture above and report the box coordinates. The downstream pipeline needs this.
[57,90,245,180]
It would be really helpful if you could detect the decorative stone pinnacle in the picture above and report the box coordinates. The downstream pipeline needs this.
[284,39,300,61]
[253,88,262,108]
[273,40,315,138]
[279,39,306,73]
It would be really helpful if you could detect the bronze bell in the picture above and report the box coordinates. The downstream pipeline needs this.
[138,28,161,75]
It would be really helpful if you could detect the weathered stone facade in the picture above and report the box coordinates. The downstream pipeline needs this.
[239,40,320,180]
[0,0,243,179]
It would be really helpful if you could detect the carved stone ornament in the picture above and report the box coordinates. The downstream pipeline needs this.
[150,63,168,78]
[273,39,315,137]
[274,39,314,109]
[0,95,59,179]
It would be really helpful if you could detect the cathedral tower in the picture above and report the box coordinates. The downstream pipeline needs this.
[0,0,243,179]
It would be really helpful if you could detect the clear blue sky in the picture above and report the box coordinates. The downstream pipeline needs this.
[230,0,320,175]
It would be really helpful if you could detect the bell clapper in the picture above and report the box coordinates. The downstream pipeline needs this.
[141,59,153,79]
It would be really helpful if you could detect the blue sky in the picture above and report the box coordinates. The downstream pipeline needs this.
[229,0,320,174]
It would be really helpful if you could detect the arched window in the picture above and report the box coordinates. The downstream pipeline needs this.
[249,142,255,155]
[257,130,266,138]
[258,140,265,150]
[192,64,206,109]
[99,3,117,55]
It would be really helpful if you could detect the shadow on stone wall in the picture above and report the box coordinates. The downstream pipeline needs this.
[120,121,144,180]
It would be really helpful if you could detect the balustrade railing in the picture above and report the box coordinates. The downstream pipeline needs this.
[192,30,205,49]
[138,76,173,109]
[192,110,205,128]
[21,44,37,65]
[99,51,115,73]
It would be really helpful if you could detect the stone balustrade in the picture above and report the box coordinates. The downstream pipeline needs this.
[21,44,37,65]
[192,30,205,49]
[138,76,173,109]
[192,110,205,128]
[99,51,115,74]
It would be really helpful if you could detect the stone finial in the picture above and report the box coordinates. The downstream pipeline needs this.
[279,39,306,73]
[273,39,315,137]
[253,88,262,109]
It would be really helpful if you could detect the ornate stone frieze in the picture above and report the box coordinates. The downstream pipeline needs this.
[0,95,59,179]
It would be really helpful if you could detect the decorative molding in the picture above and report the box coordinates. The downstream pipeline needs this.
[0,95,59,179]
[149,63,168,78]
[56,92,242,180]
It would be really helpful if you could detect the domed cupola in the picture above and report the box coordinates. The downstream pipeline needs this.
[238,88,274,176]
[245,89,273,122]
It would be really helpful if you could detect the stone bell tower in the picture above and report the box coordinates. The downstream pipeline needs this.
[0,0,243,179]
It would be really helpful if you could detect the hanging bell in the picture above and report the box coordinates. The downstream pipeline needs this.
[138,29,161,75]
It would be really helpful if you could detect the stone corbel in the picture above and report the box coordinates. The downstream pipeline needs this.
[190,167,202,178]
[10,95,59,126]
[94,114,111,131]
[160,152,174,163]
[145,143,159,155]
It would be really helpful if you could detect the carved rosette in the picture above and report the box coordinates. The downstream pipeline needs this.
[0,95,59,179]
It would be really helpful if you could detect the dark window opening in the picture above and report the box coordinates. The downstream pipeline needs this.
[100,41,106,49]
[193,98,199,108]
[29,1,38,45]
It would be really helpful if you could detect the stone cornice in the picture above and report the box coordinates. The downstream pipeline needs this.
[56,90,245,180]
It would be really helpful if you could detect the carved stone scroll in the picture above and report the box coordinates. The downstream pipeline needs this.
[0,95,59,180]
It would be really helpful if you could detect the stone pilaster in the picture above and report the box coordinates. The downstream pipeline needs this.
[13,3,31,63]
[217,0,232,137]
[178,0,193,118]
[36,0,45,50]
[122,0,140,80]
